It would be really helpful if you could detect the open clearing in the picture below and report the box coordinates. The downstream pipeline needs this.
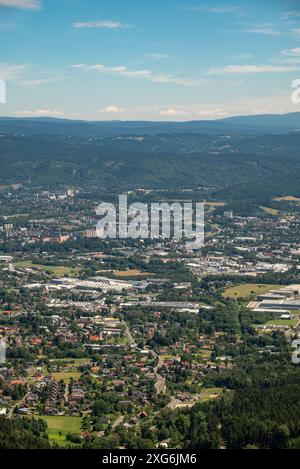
[205,202,226,207]
[273,196,300,203]
[40,416,82,446]
[60,224,78,231]
[266,319,299,327]
[259,206,280,216]
[50,358,90,365]
[200,387,224,401]
[113,269,153,277]
[222,283,282,299]
[15,260,79,277]
[51,371,81,383]
[167,387,224,410]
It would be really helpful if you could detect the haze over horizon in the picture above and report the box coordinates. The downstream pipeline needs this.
[1,0,300,120]
[1,110,300,123]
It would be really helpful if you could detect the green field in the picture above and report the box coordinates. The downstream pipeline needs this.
[40,416,82,446]
[199,387,224,402]
[222,284,281,299]
[15,260,79,277]
[60,224,78,231]
[266,319,299,327]
[51,371,81,383]
[50,358,90,366]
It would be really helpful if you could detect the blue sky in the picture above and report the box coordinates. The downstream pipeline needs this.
[1,0,300,120]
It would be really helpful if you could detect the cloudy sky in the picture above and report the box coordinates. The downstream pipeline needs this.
[1,0,300,120]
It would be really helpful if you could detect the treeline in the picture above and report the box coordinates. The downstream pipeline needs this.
[154,361,300,449]
[0,417,49,449]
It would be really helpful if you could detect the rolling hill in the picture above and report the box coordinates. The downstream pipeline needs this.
[0,112,300,137]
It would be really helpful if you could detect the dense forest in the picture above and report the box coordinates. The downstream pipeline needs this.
[0,126,299,207]
[151,362,300,450]
[0,417,49,449]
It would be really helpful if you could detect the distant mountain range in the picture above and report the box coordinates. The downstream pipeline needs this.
[0,113,299,213]
[1,112,300,137]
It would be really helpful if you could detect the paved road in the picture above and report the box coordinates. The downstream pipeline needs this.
[8,391,30,418]
[124,323,166,395]
[124,324,136,347]
[153,354,166,395]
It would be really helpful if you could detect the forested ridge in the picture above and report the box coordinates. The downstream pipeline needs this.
[0,131,299,206]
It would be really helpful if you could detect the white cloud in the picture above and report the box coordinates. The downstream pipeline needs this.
[71,63,205,87]
[272,48,300,66]
[100,105,125,113]
[207,64,300,75]
[0,63,65,87]
[70,64,86,69]
[0,0,41,9]
[20,74,66,87]
[187,5,245,17]
[272,58,300,66]
[159,108,189,117]
[233,53,254,60]
[281,48,300,57]
[73,20,126,29]
[242,25,279,36]
[146,53,168,60]
[14,109,64,116]
[281,12,300,21]
[197,108,228,117]
[0,63,28,80]
[209,6,244,15]
[150,74,203,86]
